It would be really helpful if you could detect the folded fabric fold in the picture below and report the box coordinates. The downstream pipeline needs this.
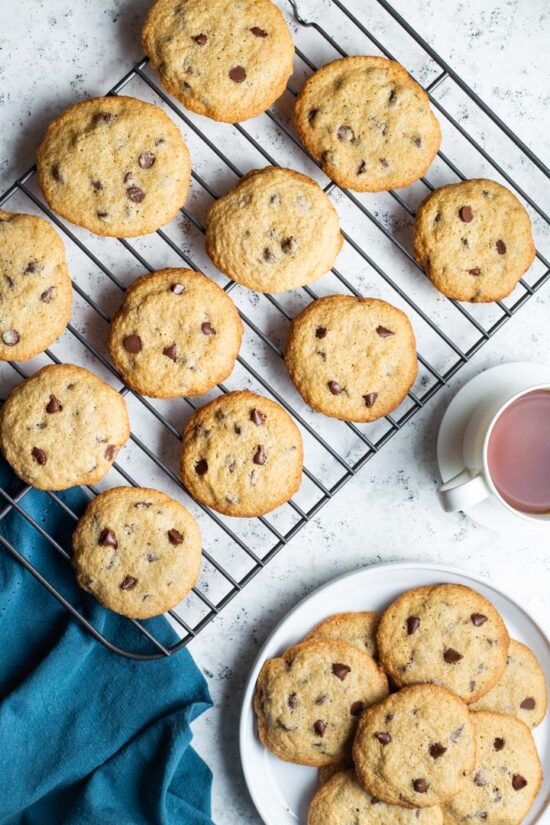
[0,463,214,825]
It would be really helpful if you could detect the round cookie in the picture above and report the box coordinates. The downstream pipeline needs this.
[205,166,343,293]
[295,56,441,192]
[0,210,72,361]
[353,684,476,808]
[108,268,243,398]
[36,96,191,237]
[180,390,303,517]
[443,711,542,825]
[469,639,548,727]
[308,770,444,825]
[0,364,130,490]
[72,486,201,619]
[285,295,417,422]
[376,584,510,703]
[304,612,380,659]
[254,639,389,766]
[413,179,535,302]
[142,0,294,123]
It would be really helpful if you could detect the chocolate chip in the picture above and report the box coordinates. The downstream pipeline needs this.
[350,701,364,716]
[138,151,155,169]
[281,236,298,254]
[407,616,420,634]
[376,325,394,338]
[520,697,536,710]
[123,171,133,183]
[96,112,116,123]
[234,424,241,435]
[288,692,298,708]
[512,774,527,791]
[380,158,389,167]
[430,743,447,759]
[493,737,505,751]
[195,459,208,475]
[92,180,102,191]
[168,528,183,545]
[496,239,507,255]
[413,779,428,793]
[444,648,463,663]
[315,694,328,705]
[308,108,319,125]
[97,211,109,220]
[52,164,63,182]
[474,772,487,787]
[332,663,351,681]
[40,287,55,303]
[2,329,20,346]
[201,322,216,335]
[250,26,268,37]
[328,381,342,395]
[269,193,280,206]
[120,575,137,590]
[163,343,177,361]
[170,283,185,294]
[99,528,117,548]
[468,268,481,276]
[461,237,469,247]
[337,124,354,142]
[193,33,208,44]
[471,613,488,626]
[229,66,246,82]
[363,392,378,408]
[25,261,37,273]
[127,186,145,203]
[357,160,367,174]
[253,445,266,465]
[459,205,473,222]
[388,89,396,104]
[413,136,422,147]
[263,247,275,263]
[250,408,265,426]
[374,731,391,745]
[46,395,62,413]
[316,326,327,339]
[123,334,142,353]
[313,720,326,737]
[104,444,117,461]
[470,680,476,693]
[31,447,47,465]
[135,502,152,509]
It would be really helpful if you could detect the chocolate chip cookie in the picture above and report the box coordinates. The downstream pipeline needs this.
[108,268,243,398]
[470,640,548,728]
[142,0,294,123]
[285,295,417,422]
[72,486,201,618]
[180,390,303,516]
[304,612,380,659]
[295,56,441,192]
[413,179,535,302]
[0,364,130,490]
[0,210,72,361]
[353,684,476,808]
[205,166,343,293]
[308,770,444,825]
[254,639,389,766]
[36,96,191,237]
[376,584,509,703]
[443,711,542,825]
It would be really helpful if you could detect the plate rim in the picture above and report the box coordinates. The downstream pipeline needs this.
[238,560,550,825]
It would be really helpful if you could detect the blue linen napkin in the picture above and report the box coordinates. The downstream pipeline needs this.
[0,462,214,825]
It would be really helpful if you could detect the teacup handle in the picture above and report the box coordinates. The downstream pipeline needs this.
[437,470,492,513]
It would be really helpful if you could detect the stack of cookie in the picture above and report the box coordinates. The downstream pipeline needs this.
[254,584,546,824]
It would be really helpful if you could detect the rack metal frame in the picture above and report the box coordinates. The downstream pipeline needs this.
[0,0,548,659]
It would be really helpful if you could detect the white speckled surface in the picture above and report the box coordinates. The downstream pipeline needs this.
[1,2,549,824]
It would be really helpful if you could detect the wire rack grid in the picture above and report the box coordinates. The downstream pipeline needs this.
[0,0,548,659]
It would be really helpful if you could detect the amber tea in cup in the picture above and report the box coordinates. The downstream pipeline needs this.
[487,389,550,514]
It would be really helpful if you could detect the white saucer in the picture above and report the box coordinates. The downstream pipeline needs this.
[239,562,550,825]
[436,362,550,534]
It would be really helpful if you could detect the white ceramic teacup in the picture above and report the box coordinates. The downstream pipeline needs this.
[437,382,550,523]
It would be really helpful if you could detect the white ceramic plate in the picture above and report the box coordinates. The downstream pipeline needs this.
[239,562,550,825]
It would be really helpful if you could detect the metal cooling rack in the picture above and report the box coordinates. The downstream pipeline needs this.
[0,0,548,659]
